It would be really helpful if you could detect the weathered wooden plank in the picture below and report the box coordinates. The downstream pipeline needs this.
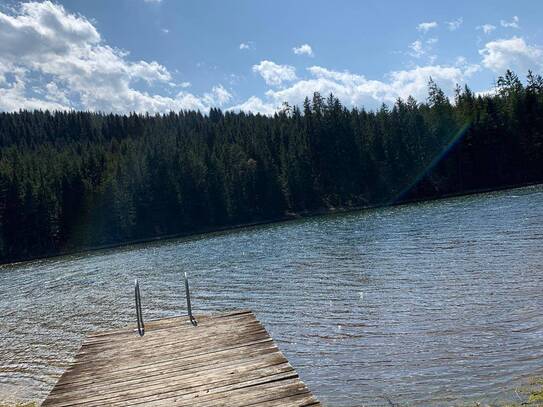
[75,315,262,361]
[83,310,253,343]
[82,316,256,349]
[63,329,271,378]
[43,310,319,407]
[51,342,279,391]
[47,351,288,399]
[251,392,321,407]
[75,325,267,365]
[54,336,276,391]
[78,318,264,357]
[128,376,313,407]
[46,359,294,406]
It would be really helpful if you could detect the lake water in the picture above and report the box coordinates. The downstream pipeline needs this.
[1,185,543,406]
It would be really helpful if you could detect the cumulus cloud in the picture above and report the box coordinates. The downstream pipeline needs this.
[477,24,496,34]
[129,60,171,83]
[447,18,463,31]
[500,16,519,29]
[3,1,535,118]
[292,44,314,57]
[417,21,438,33]
[0,1,226,113]
[235,63,479,114]
[0,67,69,111]
[479,36,543,73]
[204,85,232,105]
[228,96,277,115]
[252,60,297,86]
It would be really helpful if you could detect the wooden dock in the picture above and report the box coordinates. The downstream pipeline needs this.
[43,310,320,406]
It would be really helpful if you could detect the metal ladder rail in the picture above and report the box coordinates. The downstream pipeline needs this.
[134,272,197,336]
[134,279,145,336]
[184,272,198,326]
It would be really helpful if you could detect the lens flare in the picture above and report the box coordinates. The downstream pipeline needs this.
[393,120,472,204]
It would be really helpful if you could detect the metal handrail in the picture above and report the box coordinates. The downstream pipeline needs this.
[134,279,145,336]
[184,272,198,326]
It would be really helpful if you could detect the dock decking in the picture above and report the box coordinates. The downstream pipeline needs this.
[43,310,320,406]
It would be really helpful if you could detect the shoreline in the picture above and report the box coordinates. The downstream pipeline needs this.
[1,180,541,267]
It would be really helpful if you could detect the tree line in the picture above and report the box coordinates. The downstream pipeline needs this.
[0,69,542,263]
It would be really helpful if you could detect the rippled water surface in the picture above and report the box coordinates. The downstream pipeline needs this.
[1,185,543,406]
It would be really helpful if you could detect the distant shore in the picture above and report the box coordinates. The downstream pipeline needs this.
[1,180,541,267]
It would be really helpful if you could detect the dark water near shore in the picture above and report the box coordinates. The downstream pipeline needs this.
[1,185,543,406]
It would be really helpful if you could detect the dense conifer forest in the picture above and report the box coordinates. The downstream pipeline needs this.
[0,70,542,263]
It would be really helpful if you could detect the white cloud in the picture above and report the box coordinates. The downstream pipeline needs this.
[454,56,481,76]
[447,18,463,31]
[292,44,314,57]
[417,21,438,33]
[129,60,171,83]
[228,96,277,115]
[45,81,70,105]
[409,40,425,58]
[204,85,232,105]
[477,24,496,34]
[386,65,476,101]
[0,63,7,86]
[252,60,297,86]
[479,36,543,73]
[475,87,497,98]
[144,0,162,3]
[0,68,69,111]
[161,28,169,34]
[0,1,228,112]
[500,16,519,29]
[3,1,535,118]
[236,63,478,114]
[408,38,438,59]
[239,41,255,51]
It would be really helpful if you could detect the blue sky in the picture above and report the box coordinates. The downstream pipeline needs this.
[0,0,542,114]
